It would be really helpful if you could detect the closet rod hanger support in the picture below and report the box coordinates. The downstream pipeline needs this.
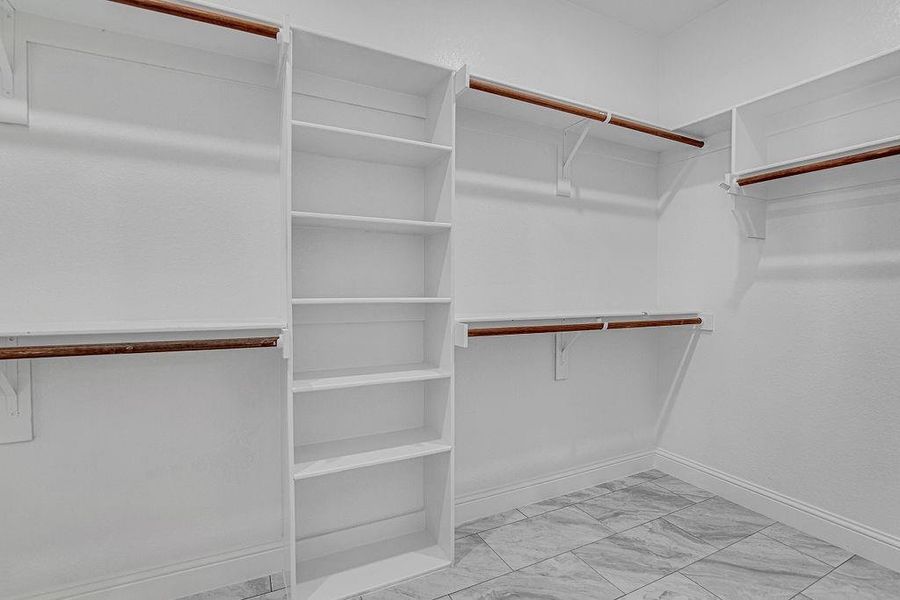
[106,0,280,39]
[0,336,280,360]
[468,76,704,149]
[0,2,13,97]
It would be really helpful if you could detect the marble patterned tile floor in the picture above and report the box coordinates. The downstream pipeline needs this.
[177,470,900,600]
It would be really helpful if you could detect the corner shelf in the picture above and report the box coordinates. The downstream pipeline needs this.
[291,211,451,235]
[291,121,451,167]
[292,427,451,480]
[293,363,450,393]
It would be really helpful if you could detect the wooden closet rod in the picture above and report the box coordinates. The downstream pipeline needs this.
[468,77,704,149]
[0,336,279,360]
[107,0,280,38]
[468,317,702,337]
[737,143,900,186]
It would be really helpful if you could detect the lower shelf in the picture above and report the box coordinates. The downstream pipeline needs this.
[293,428,451,480]
[295,531,450,600]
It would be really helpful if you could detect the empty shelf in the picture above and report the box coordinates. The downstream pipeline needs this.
[291,211,451,235]
[295,531,449,600]
[292,297,452,305]
[292,121,452,167]
[293,427,451,480]
[293,363,451,393]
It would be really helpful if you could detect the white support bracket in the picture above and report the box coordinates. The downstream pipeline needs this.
[555,322,606,380]
[721,174,767,239]
[0,337,33,444]
[277,328,292,359]
[557,119,595,197]
[0,0,26,125]
[454,322,469,348]
[0,1,14,98]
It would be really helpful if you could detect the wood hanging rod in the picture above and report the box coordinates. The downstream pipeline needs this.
[468,77,704,149]
[107,0,280,38]
[0,336,279,360]
[737,143,900,186]
[468,317,702,337]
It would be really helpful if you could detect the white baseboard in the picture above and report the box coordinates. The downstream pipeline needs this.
[655,448,900,573]
[455,449,656,524]
[18,541,284,600]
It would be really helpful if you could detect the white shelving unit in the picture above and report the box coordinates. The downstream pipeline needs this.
[281,28,456,600]
[722,46,900,238]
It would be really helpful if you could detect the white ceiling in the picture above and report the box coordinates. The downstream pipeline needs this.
[567,0,729,35]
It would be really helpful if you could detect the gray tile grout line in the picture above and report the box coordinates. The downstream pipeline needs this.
[756,526,852,569]
[793,553,856,598]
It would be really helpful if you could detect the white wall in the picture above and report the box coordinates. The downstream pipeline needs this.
[657,0,900,563]
[454,111,663,500]
[0,22,285,598]
[218,0,661,123]
[218,0,666,501]
[660,0,900,126]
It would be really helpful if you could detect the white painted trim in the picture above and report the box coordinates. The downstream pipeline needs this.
[455,449,655,523]
[15,542,284,600]
[655,449,900,572]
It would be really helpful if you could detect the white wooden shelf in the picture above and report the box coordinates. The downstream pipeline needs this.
[292,121,451,167]
[292,297,451,306]
[293,363,450,393]
[293,427,451,480]
[456,309,704,324]
[0,321,285,338]
[295,531,449,600]
[732,133,900,184]
[291,211,451,235]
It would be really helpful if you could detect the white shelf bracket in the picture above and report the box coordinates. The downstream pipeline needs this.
[454,322,469,348]
[0,337,33,444]
[722,174,767,239]
[0,0,26,125]
[277,328,292,359]
[0,1,14,98]
[557,119,595,197]
[555,322,606,380]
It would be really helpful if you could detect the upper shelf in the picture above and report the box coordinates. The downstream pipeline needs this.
[0,320,285,338]
[14,0,280,64]
[292,29,452,97]
[292,121,452,167]
[457,71,705,152]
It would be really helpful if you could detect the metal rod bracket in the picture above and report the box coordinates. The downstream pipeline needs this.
[722,174,767,239]
[0,337,33,444]
[0,1,14,98]
[557,120,594,197]
[555,322,606,380]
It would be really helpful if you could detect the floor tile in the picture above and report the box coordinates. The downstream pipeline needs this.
[177,576,270,600]
[590,477,639,495]
[479,506,615,570]
[652,475,716,503]
[519,488,602,517]
[804,555,900,599]
[681,533,831,600]
[455,509,527,538]
[576,483,694,532]
[761,523,854,567]
[363,535,510,599]
[663,496,774,548]
[631,469,668,481]
[619,572,720,599]
[250,591,288,600]
[574,518,716,593]
[450,552,622,600]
